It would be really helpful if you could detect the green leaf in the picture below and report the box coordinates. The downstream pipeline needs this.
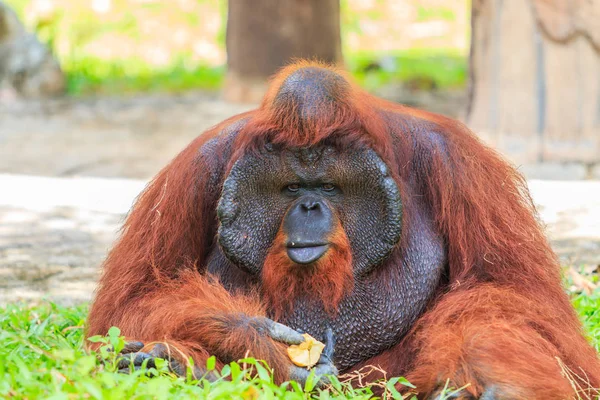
[206,355,216,371]
[303,370,317,392]
[253,361,272,383]
[107,326,121,338]
[154,357,167,371]
[86,335,105,343]
[394,376,416,389]
[385,377,404,400]
[230,361,241,381]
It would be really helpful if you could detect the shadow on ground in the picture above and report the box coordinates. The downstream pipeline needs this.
[0,95,598,304]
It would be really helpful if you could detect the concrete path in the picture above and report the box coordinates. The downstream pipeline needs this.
[0,94,253,179]
[1,94,598,304]
[1,174,599,305]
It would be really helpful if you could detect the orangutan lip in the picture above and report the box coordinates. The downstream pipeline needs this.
[286,244,329,264]
[286,241,329,248]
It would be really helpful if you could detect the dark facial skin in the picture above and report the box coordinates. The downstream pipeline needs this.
[210,143,446,371]
[217,144,404,276]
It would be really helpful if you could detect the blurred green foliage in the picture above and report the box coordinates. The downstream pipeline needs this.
[5,0,467,96]
[573,292,600,352]
[416,6,456,22]
[5,0,225,95]
[64,57,224,95]
[347,49,467,92]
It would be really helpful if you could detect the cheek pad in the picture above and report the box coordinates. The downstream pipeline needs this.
[218,147,402,276]
[217,152,288,274]
[334,150,403,275]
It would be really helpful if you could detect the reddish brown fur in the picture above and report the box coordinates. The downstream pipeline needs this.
[87,60,600,397]
[262,218,353,319]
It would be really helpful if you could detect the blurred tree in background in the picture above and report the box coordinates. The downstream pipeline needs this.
[467,0,600,165]
[2,0,469,99]
[225,0,342,103]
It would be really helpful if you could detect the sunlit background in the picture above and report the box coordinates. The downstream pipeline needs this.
[0,0,599,320]
[3,0,469,97]
[1,1,600,397]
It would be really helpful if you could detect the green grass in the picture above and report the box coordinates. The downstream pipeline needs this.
[1,289,599,399]
[0,303,413,399]
[573,292,600,352]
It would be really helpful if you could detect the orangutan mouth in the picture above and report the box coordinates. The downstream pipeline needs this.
[286,243,330,264]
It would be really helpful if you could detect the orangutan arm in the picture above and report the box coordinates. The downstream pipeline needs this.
[87,270,307,382]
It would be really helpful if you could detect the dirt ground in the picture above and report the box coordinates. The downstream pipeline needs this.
[1,94,599,305]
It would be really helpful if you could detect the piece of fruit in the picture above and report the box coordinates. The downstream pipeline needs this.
[286,333,326,368]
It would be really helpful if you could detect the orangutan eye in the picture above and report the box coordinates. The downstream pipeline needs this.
[322,183,335,191]
[287,184,300,192]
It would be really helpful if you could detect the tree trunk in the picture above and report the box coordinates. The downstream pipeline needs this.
[467,0,600,164]
[224,0,342,103]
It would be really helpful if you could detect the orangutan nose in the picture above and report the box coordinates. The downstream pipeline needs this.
[284,195,333,264]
